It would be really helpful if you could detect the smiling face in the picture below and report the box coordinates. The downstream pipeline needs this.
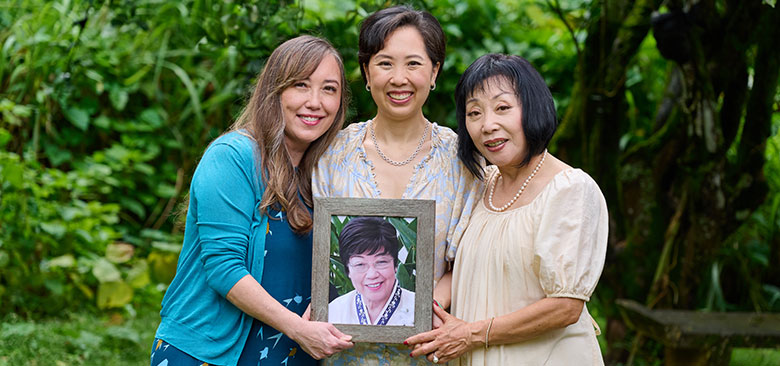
[347,251,397,306]
[364,26,439,123]
[465,77,528,168]
[281,54,342,156]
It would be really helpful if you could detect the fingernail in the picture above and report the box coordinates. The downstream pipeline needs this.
[403,341,408,345]
[409,352,413,357]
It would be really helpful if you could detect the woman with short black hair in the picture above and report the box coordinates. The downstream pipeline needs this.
[406,54,607,365]
[338,217,401,269]
[455,54,558,178]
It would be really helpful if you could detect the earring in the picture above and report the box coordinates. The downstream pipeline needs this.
[430,83,436,91]
[366,84,371,91]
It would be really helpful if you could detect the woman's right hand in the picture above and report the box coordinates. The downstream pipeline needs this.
[290,318,353,360]
[405,304,482,363]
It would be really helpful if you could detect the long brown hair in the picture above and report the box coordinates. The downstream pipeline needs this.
[231,35,348,233]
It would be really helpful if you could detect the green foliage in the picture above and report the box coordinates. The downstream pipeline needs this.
[328,216,417,295]
[711,115,780,312]
[619,34,670,150]
[0,307,160,366]
[731,348,780,366]
[0,0,297,317]
[0,145,178,315]
[387,216,418,291]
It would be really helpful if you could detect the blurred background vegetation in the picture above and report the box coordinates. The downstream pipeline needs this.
[0,0,778,364]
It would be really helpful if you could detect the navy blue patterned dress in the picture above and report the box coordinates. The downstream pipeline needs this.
[237,206,316,366]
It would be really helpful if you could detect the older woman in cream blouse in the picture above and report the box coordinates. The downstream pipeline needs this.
[405,54,608,365]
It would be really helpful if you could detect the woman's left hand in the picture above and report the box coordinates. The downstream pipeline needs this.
[404,304,481,363]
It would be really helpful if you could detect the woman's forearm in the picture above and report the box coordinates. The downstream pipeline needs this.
[482,297,584,346]
[226,275,305,338]
[227,275,353,359]
[406,297,583,362]
[433,270,453,309]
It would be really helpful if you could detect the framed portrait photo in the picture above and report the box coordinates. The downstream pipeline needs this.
[311,197,435,343]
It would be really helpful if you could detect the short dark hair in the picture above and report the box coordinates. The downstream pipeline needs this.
[338,217,401,275]
[358,5,446,83]
[455,54,558,180]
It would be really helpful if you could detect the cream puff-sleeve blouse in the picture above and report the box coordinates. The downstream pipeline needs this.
[451,166,608,366]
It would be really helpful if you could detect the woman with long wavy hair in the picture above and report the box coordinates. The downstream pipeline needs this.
[151,35,353,366]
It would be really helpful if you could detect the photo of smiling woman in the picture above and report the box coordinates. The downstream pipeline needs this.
[328,216,416,326]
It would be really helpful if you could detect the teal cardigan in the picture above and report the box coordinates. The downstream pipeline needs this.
[155,132,269,365]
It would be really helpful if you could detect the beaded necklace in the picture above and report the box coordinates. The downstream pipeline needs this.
[487,150,547,212]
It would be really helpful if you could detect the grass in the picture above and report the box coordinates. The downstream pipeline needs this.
[0,308,160,366]
[730,348,780,366]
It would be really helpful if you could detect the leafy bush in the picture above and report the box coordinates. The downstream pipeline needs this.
[0,144,181,315]
[0,0,300,316]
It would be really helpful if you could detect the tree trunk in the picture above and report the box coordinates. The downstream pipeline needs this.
[554,0,779,362]
[551,0,663,360]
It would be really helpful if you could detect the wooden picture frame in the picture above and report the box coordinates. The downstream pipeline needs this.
[312,197,435,343]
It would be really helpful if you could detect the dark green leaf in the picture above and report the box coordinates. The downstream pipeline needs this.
[40,222,67,238]
[119,197,146,217]
[388,217,417,252]
[109,86,129,111]
[0,160,23,188]
[63,107,89,131]
[397,263,415,292]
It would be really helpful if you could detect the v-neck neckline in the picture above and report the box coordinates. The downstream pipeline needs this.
[357,121,437,199]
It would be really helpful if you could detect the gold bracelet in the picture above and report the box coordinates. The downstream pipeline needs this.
[485,317,495,349]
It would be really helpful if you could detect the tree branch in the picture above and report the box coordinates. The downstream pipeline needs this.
[544,0,582,59]
[604,0,662,87]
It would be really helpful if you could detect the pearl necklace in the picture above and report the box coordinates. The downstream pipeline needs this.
[487,150,547,212]
[370,119,429,167]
